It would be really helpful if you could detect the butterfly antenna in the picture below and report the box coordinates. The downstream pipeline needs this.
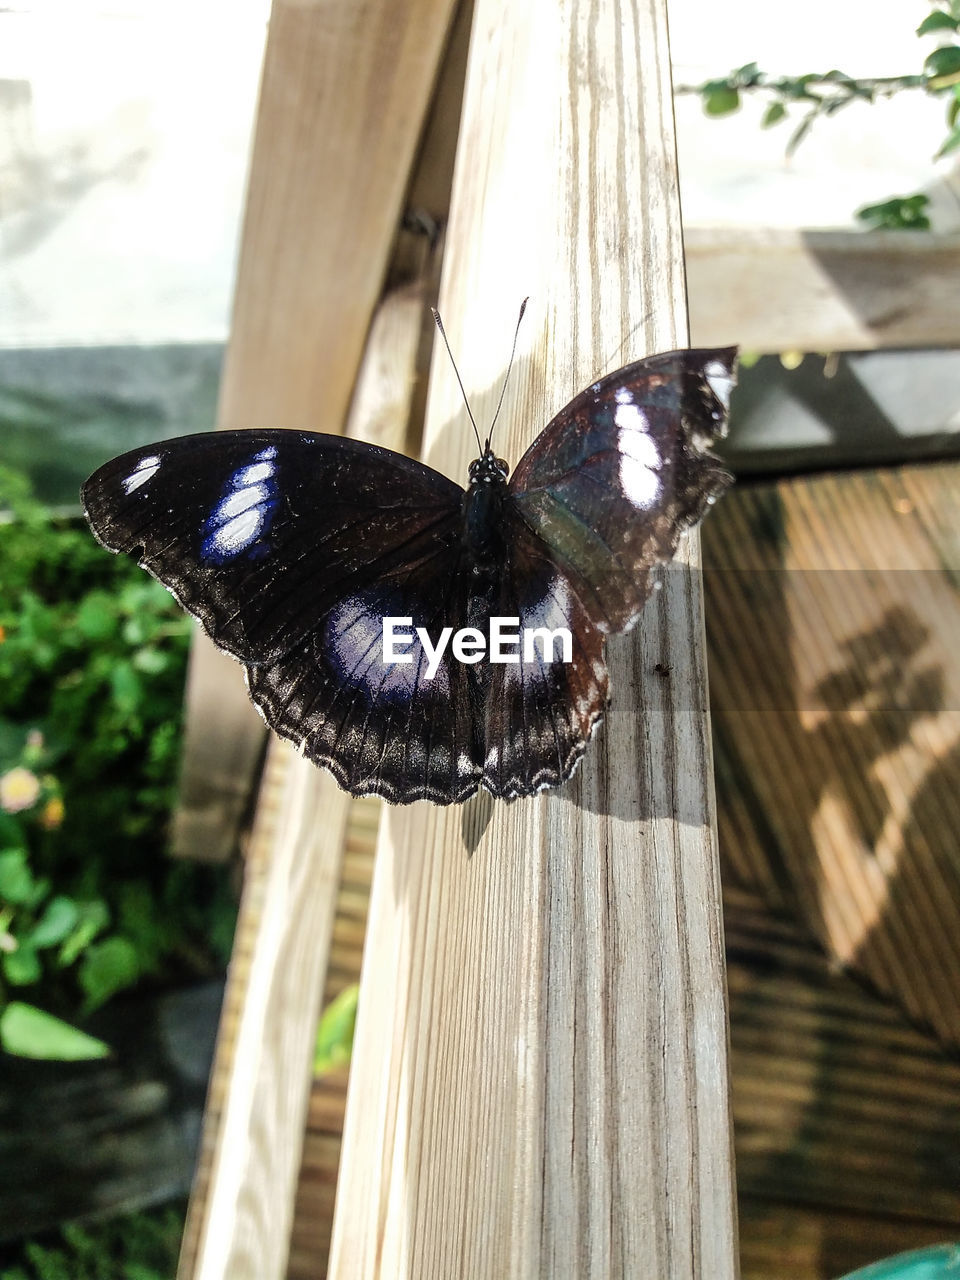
[486,296,529,449]
[431,306,484,456]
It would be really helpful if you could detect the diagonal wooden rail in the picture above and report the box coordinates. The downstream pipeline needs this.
[328,0,739,1275]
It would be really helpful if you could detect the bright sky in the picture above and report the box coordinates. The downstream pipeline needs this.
[0,1,955,346]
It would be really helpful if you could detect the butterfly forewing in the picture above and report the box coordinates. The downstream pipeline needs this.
[82,431,464,665]
[508,348,735,633]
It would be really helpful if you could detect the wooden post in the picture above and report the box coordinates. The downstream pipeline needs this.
[172,0,459,861]
[329,0,739,1276]
[177,285,436,1280]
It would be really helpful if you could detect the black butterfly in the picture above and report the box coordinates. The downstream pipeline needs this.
[81,342,736,805]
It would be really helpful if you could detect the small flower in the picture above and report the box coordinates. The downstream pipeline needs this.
[39,796,65,829]
[0,767,41,814]
[25,730,44,751]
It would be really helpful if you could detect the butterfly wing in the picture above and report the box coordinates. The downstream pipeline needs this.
[82,430,464,665]
[508,347,736,633]
[478,347,736,796]
[83,430,488,804]
[246,553,484,805]
[479,509,609,799]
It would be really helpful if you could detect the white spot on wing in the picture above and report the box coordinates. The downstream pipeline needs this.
[614,386,633,405]
[617,426,659,469]
[614,402,647,431]
[614,411,661,509]
[704,359,733,409]
[201,448,279,561]
[122,455,160,494]
[457,752,474,776]
[206,507,263,556]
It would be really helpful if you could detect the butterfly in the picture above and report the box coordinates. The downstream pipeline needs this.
[82,326,736,806]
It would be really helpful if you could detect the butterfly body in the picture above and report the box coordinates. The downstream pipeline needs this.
[82,345,736,805]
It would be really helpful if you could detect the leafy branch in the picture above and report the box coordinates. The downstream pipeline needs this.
[674,1,960,216]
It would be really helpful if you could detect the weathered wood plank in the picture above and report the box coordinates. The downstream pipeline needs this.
[686,227,960,353]
[704,464,960,1048]
[176,745,351,1280]
[178,286,431,1280]
[172,0,459,861]
[328,1,737,1276]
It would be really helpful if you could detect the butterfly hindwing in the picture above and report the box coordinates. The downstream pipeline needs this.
[245,546,484,804]
[480,507,609,798]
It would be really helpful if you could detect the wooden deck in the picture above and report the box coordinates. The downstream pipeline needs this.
[283,460,960,1280]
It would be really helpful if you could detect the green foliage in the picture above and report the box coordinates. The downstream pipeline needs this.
[856,193,932,230]
[0,1199,185,1279]
[0,1003,108,1061]
[0,466,236,1059]
[677,2,960,212]
[314,983,359,1075]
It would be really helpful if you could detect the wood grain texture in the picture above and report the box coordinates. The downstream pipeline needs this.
[328,1,738,1276]
[177,744,351,1280]
[704,465,960,1051]
[178,287,430,1280]
[173,0,458,861]
[686,227,960,353]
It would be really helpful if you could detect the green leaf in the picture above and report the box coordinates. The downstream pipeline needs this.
[0,848,36,905]
[3,943,41,985]
[0,1001,110,1060]
[314,984,359,1075]
[786,111,817,156]
[75,591,119,641]
[856,194,931,230]
[132,646,169,675]
[30,895,81,948]
[924,45,960,79]
[58,898,110,966]
[110,660,143,713]
[703,86,740,116]
[917,11,959,35]
[936,123,960,155]
[78,935,140,1011]
[761,101,787,128]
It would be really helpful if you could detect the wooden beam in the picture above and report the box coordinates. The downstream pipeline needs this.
[328,0,738,1275]
[686,226,960,353]
[172,0,459,860]
[178,285,431,1280]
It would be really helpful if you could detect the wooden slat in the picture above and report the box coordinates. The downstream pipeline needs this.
[172,0,459,861]
[178,285,430,1280]
[737,1204,956,1280]
[726,885,960,1280]
[177,746,350,1280]
[327,1,737,1276]
[704,464,960,1048]
[288,839,960,1279]
[686,227,960,353]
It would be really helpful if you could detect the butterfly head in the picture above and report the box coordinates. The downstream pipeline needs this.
[468,447,509,485]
